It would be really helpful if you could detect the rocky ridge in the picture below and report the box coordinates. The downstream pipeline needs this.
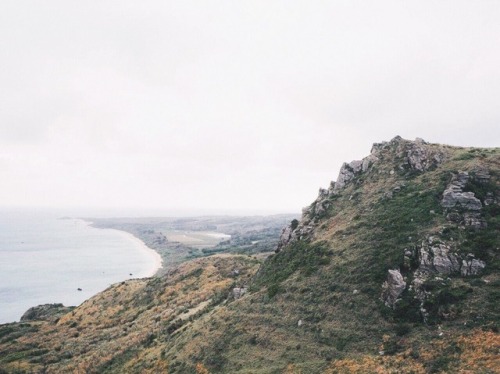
[277,136,448,251]
[276,136,498,321]
[1,136,498,374]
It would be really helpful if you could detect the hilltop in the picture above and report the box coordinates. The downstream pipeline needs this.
[0,136,499,373]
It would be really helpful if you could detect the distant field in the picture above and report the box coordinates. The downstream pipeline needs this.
[165,230,230,248]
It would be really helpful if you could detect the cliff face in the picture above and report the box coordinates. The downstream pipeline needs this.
[1,137,499,374]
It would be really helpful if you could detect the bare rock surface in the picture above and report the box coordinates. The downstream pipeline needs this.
[441,172,482,210]
[381,269,406,308]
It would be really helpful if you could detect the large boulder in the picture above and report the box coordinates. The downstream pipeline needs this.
[381,269,406,308]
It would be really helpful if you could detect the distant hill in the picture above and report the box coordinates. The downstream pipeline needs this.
[1,136,498,373]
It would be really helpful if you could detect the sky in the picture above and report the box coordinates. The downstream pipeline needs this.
[0,1,499,215]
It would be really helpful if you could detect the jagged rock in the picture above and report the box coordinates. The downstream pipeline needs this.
[442,190,482,210]
[418,241,461,275]
[275,216,315,252]
[442,172,482,210]
[314,202,327,216]
[318,188,329,198]
[362,154,378,172]
[406,137,445,171]
[333,161,361,192]
[276,225,294,252]
[461,256,486,276]
[21,303,73,322]
[381,269,406,308]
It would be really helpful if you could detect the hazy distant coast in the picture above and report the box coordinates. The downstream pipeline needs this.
[88,214,297,274]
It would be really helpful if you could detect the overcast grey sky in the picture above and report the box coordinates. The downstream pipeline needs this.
[1,1,499,215]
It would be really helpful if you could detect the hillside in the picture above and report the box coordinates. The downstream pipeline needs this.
[1,136,499,373]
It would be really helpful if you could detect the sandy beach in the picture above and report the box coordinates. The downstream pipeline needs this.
[83,220,163,278]
[114,230,163,277]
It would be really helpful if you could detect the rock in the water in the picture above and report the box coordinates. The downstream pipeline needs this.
[381,269,406,308]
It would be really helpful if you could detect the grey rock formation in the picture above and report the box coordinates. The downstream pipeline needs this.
[405,137,445,172]
[417,241,461,275]
[441,172,482,210]
[276,216,315,252]
[362,154,378,172]
[463,212,487,229]
[461,255,486,276]
[276,225,294,252]
[473,168,491,184]
[333,161,361,192]
[381,269,406,308]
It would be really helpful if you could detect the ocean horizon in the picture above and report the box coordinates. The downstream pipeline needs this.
[0,209,161,324]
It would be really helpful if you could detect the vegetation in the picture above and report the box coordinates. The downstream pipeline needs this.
[1,138,498,373]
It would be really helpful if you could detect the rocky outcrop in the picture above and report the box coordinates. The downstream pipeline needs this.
[460,255,486,276]
[406,137,445,171]
[21,303,73,323]
[417,238,461,275]
[381,269,406,308]
[333,160,363,193]
[413,236,487,278]
[462,212,487,229]
[371,136,446,172]
[442,172,482,210]
[276,223,314,252]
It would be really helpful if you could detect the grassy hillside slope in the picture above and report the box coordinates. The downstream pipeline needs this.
[1,137,498,373]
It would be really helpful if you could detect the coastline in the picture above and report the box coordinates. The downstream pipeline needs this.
[110,229,163,277]
[82,219,163,277]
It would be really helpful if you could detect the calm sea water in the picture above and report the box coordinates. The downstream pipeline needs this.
[0,209,160,324]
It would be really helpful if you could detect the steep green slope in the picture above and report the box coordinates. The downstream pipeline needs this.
[0,136,498,373]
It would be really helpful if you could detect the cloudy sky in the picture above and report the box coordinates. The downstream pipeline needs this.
[1,1,499,215]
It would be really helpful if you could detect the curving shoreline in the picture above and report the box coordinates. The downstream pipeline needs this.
[81,219,164,278]
[107,229,163,277]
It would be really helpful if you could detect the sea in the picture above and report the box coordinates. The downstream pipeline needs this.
[0,209,161,324]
